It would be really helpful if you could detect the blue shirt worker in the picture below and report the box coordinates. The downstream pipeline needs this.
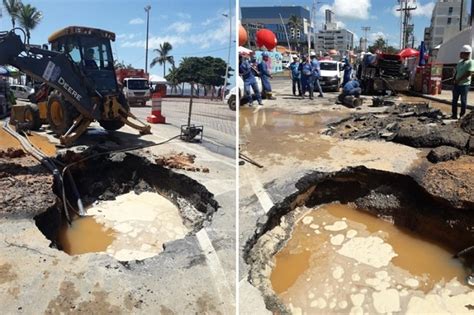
[342,57,353,87]
[301,56,314,100]
[343,79,362,97]
[452,45,474,119]
[289,55,302,96]
[310,52,324,98]
[239,55,262,106]
[258,52,273,99]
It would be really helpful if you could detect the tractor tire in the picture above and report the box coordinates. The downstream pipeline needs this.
[228,95,236,111]
[47,92,79,136]
[99,94,129,131]
[23,104,42,131]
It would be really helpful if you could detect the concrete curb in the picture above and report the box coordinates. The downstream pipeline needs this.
[408,91,474,110]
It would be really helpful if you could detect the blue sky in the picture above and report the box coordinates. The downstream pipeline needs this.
[0,0,236,80]
[240,0,473,49]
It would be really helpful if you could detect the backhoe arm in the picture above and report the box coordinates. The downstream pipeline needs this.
[0,30,101,120]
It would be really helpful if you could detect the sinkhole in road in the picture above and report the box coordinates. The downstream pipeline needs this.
[245,167,474,314]
[35,151,219,261]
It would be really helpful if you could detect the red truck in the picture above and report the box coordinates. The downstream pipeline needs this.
[116,68,151,106]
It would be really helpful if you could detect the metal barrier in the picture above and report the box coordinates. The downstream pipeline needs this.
[160,98,236,137]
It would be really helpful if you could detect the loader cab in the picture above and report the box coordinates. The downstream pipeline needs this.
[48,26,119,95]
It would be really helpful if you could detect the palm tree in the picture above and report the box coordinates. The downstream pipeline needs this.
[165,65,181,94]
[16,3,42,44]
[288,15,302,51]
[150,42,174,77]
[3,0,22,28]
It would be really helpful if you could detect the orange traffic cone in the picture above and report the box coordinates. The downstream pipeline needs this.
[147,92,166,124]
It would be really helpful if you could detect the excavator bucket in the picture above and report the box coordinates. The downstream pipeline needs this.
[0,31,24,65]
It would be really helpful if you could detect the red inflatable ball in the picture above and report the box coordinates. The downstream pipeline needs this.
[256,29,277,50]
[239,24,248,46]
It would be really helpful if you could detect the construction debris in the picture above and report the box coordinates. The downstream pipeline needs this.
[155,152,209,172]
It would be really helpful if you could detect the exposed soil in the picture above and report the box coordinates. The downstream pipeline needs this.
[323,102,474,209]
[420,155,474,208]
[0,153,56,217]
[244,167,474,314]
[155,152,209,173]
[325,103,473,154]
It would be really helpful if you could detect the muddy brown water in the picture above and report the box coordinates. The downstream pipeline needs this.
[0,127,56,156]
[58,216,115,255]
[26,133,57,156]
[239,108,344,162]
[0,128,21,150]
[271,203,467,303]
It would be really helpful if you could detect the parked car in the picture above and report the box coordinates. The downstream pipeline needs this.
[10,84,35,101]
[227,76,263,111]
[319,61,344,92]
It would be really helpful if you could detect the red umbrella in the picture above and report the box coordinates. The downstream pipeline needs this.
[399,48,419,58]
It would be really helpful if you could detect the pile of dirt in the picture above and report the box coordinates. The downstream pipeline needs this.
[0,154,55,216]
[0,148,25,158]
[155,152,209,173]
[325,103,473,163]
[420,155,474,208]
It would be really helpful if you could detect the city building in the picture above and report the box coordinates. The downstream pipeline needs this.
[241,6,313,52]
[314,9,354,54]
[424,0,469,51]
[360,37,368,52]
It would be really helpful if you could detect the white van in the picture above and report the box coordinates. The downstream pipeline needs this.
[319,61,344,92]
[10,84,35,101]
[227,75,263,111]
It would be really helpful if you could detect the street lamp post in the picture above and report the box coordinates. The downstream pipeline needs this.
[222,0,232,101]
[145,5,151,74]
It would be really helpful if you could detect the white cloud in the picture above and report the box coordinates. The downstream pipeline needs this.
[370,31,386,41]
[121,13,234,51]
[117,33,141,40]
[391,1,435,18]
[167,22,192,34]
[121,35,187,49]
[189,14,234,49]
[129,18,145,25]
[319,0,371,20]
[177,12,191,19]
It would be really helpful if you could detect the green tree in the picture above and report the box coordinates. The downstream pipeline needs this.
[16,3,42,44]
[368,36,398,54]
[165,65,181,94]
[288,15,302,51]
[114,60,134,69]
[150,42,174,77]
[2,0,22,28]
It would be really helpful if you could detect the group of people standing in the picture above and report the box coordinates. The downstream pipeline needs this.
[239,52,273,107]
[239,50,362,106]
[289,52,324,100]
[289,52,356,100]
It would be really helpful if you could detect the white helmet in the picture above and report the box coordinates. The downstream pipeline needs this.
[461,45,472,53]
[310,51,317,57]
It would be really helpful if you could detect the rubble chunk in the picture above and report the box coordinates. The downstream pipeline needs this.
[427,146,462,163]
